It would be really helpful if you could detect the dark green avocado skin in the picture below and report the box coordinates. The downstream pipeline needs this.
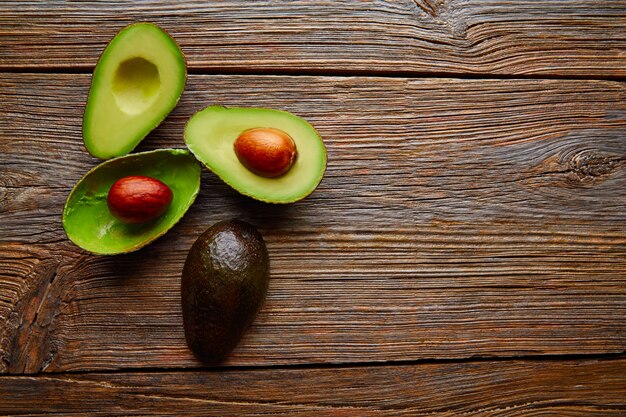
[181,219,270,363]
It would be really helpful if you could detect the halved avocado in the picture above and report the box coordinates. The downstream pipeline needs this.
[185,106,327,203]
[83,23,186,159]
[63,149,200,255]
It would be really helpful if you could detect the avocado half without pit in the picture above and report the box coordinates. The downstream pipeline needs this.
[83,23,187,159]
[185,106,327,203]
[63,149,201,255]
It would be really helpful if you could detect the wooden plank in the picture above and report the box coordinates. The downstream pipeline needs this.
[1,1,625,77]
[1,74,625,373]
[0,358,625,416]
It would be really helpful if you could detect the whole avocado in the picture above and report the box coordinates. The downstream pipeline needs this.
[181,219,270,363]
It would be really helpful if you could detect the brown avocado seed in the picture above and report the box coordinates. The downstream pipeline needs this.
[107,175,173,224]
[233,127,297,178]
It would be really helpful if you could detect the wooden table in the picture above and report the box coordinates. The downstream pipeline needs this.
[1,1,625,415]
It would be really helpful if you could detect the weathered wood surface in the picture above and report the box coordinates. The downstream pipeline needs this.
[1,0,626,77]
[1,73,624,374]
[1,357,625,416]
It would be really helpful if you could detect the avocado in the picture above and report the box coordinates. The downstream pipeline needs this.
[181,219,270,363]
[185,106,327,203]
[63,149,201,255]
[83,23,186,159]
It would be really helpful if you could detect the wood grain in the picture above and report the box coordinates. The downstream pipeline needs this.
[1,1,625,77]
[1,74,625,373]
[0,358,625,416]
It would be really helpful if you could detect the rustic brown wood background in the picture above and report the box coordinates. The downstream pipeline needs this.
[1,1,625,415]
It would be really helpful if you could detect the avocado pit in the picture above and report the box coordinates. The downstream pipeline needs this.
[234,127,297,178]
[107,175,173,224]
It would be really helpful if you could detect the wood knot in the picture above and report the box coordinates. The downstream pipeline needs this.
[524,140,625,191]
[412,0,438,19]
[568,151,623,180]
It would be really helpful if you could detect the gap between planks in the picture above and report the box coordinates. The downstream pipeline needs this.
[0,66,625,82]
[3,351,624,378]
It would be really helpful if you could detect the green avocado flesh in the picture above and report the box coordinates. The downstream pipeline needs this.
[63,149,200,255]
[185,106,327,203]
[182,219,270,363]
[83,23,186,159]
